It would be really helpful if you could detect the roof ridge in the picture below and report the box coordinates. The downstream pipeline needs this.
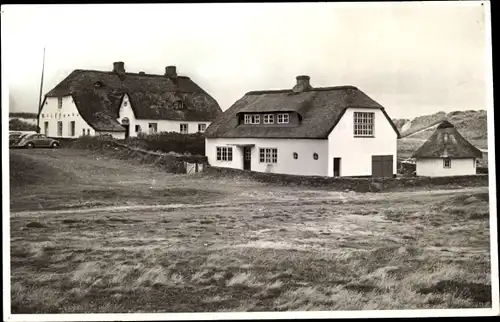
[72,69,190,79]
[245,85,359,95]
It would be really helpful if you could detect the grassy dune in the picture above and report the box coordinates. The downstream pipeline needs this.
[9,149,492,312]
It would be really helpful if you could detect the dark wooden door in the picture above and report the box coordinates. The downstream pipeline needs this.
[372,155,394,178]
[333,158,341,177]
[123,125,130,138]
[243,147,251,170]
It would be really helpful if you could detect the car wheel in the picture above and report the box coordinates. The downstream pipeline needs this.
[51,142,60,149]
[26,142,35,149]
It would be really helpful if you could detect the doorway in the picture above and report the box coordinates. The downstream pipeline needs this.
[372,155,394,178]
[333,157,341,177]
[121,118,130,138]
[243,146,251,170]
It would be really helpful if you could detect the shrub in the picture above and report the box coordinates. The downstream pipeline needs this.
[9,119,39,132]
[125,132,205,155]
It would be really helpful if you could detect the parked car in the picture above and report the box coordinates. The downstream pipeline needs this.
[16,133,60,149]
[9,133,23,146]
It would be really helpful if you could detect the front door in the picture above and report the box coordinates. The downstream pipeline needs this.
[123,125,130,138]
[333,157,341,177]
[243,146,251,170]
[372,155,394,178]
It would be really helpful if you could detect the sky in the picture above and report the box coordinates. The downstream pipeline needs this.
[2,2,490,119]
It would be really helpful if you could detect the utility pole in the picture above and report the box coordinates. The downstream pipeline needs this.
[37,47,46,133]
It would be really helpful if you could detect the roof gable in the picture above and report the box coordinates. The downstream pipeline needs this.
[44,66,223,131]
[205,83,400,139]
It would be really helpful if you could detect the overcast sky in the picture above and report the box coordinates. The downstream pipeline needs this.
[2,2,490,119]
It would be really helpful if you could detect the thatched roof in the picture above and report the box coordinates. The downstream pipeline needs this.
[43,64,222,132]
[412,121,482,159]
[204,83,400,139]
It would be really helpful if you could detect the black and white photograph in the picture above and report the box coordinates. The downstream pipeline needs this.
[2,1,498,320]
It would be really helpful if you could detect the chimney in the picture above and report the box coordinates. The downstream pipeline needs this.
[112,61,125,74]
[165,65,177,78]
[292,75,312,93]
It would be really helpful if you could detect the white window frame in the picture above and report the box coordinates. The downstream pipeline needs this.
[180,123,189,134]
[443,158,451,168]
[244,114,261,124]
[70,121,76,136]
[149,123,158,134]
[216,146,233,162]
[259,148,278,164]
[57,121,63,136]
[263,114,274,124]
[353,112,375,137]
[277,113,290,124]
[198,123,207,133]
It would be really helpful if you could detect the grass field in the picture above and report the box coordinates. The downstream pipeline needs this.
[9,149,492,313]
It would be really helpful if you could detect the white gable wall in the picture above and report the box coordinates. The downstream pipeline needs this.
[416,158,476,177]
[327,108,398,177]
[38,96,96,138]
[205,138,329,176]
[117,94,211,136]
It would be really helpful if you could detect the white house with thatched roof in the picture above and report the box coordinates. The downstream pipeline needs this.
[204,75,401,178]
[39,62,222,139]
[412,120,482,177]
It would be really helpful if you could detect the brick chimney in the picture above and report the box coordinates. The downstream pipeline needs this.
[292,75,312,93]
[113,61,125,74]
[165,66,177,78]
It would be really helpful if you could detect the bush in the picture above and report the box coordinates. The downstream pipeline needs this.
[125,132,205,155]
[9,119,39,132]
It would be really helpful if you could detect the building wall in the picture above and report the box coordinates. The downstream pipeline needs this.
[206,138,329,176]
[117,94,211,136]
[327,107,398,177]
[96,131,126,140]
[38,96,96,138]
[416,158,477,177]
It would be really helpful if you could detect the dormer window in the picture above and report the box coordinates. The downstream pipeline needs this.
[277,113,289,124]
[94,81,105,88]
[174,100,184,110]
[263,114,274,124]
[244,114,260,124]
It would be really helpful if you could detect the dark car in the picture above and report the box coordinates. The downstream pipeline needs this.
[16,133,60,149]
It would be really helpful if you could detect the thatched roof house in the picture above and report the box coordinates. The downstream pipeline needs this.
[41,62,222,134]
[412,120,482,159]
[412,120,482,177]
[205,82,400,139]
[205,75,400,178]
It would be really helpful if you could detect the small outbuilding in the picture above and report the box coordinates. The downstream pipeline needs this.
[412,120,482,177]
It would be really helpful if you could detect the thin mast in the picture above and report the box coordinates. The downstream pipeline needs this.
[37,47,46,133]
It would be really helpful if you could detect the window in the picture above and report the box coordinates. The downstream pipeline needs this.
[259,148,278,164]
[174,101,184,110]
[313,153,319,160]
[443,158,451,168]
[70,121,76,136]
[198,123,207,133]
[87,129,91,135]
[277,113,290,124]
[216,146,233,161]
[354,112,375,137]
[293,152,298,159]
[58,97,63,109]
[41,114,44,118]
[244,114,261,124]
[124,101,128,107]
[82,128,86,136]
[135,125,141,133]
[149,123,158,134]
[44,122,49,136]
[473,159,476,168]
[180,123,189,134]
[263,114,274,124]
[57,121,63,136]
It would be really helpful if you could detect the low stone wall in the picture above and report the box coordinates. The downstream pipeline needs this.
[205,166,489,192]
